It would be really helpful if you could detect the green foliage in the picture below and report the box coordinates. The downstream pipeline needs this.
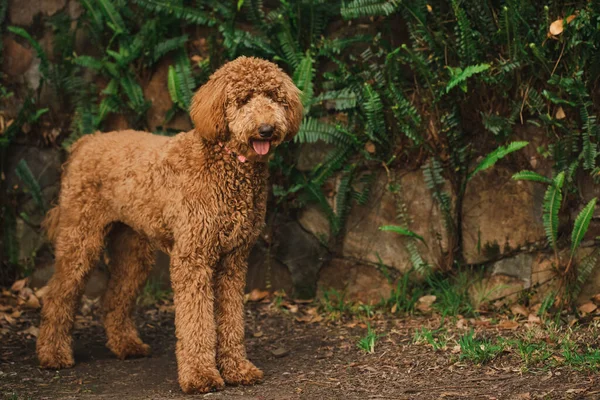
[14,160,45,213]
[427,272,475,317]
[413,327,447,351]
[379,225,425,244]
[458,330,504,364]
[543,172,565,250]
[357,323,379,353]
[468,142,529,181]
[341,0,398,19]
[445,63,491,93]
[387,269,424,314]
[570,198,596,256]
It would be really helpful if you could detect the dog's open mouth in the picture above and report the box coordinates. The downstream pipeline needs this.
[251,139,271,155]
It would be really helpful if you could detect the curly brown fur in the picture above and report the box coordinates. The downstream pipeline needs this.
[36,57,302,394]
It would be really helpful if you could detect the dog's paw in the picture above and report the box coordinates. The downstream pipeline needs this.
[179,367,225,394]
[108,338,151,360]
[38,345,75,369]
[220,359,264,386]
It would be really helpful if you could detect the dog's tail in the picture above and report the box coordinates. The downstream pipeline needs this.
[42,206,61,244]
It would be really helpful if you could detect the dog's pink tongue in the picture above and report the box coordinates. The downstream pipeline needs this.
[252,140,271,155]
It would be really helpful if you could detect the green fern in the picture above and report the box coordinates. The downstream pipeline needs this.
[445,63,491,93]
[511,170,553,184]
[134,0,215,25]
[97,0,127,34]
[468,141,528,180]
[570,198,597,256]
[296,118,357,147]
[380,225,425,244]
[7,26,50,80]
[362,83,386,144]
[293,52,315,110]
[542,172,565,249]
[341,0,398,19]
[15,159,46,212]
[572,248,600,300]
[153,35,189,63]
[313,88,357,111]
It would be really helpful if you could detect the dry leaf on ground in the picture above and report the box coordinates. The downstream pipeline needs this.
[510,305,529,317]
[245,289,270,302]
[11,278,28,292]
[20,325,39,338]
[497,320,519,330]
[579,302,597,314]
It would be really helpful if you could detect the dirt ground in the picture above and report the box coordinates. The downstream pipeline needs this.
[1,298,600,400]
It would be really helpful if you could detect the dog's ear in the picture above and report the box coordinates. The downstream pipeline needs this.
[282,79,303,142]
[190,76,228,142]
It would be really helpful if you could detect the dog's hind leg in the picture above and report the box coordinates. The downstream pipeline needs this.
[37,207,109,369]
[103,224,154,360]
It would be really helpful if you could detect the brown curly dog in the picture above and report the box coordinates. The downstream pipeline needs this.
[36,56,302,393]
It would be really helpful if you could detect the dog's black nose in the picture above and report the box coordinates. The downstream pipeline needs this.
[258,124,274,138]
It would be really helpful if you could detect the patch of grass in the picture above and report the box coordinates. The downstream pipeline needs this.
[428,271,475,317]
[387,269,424,314]
[413,327,448,351]
[137,276,171,306]
[458,330,505,364]
[513,340,553,368]
[561,338,600,371]
[272,290,286,310]
[357,323,379,353]
[357,303,375,319]
[321,288,352,318]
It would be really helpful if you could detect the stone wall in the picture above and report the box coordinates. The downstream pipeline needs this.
[4,1,600,307]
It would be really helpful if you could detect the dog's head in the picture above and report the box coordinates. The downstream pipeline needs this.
[190,57,303,162]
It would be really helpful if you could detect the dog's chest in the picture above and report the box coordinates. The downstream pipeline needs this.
[216,170,266,252]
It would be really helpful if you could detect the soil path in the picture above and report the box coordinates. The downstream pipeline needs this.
[1,303,598,399]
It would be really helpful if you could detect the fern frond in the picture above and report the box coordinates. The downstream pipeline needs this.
[573,248,600,300]
[362,83,386,144]
[134,0,215,25]
[153,35,188,63]
[380,225,426,243]
[15,159,46,212]
[7,26,50,79]
[423,159,454,232]
[446,63,491,93]
[73,55,105,71]
[313,88,357,111]
[97,0,127,33]
[120,72,148,115]
[468,141,528,180]
[542,172,565,249]
[571,198,597,256]
[277,30,301,69]
[512,170,553,184]
[293,52,315,110]
[341,0,398,19]
[295,118,357,147]
[335,169,355,236]
[174,50,195,109]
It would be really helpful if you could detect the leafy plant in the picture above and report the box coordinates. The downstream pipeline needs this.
[458,330,504,364]
[357,323,379,353]
[513,170,598,301]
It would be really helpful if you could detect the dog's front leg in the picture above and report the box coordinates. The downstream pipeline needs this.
[170,243,224,394]
[216,245,264,385]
